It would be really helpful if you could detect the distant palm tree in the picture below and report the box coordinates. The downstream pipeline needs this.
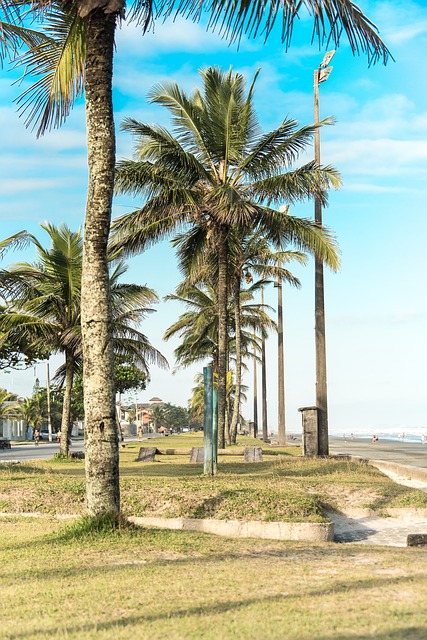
[150,404,165,433]
[0,223,167,454]
[15,397,38,441]
[164,280,274,373]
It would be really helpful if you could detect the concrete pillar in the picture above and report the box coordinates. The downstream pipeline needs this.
[298,406,318,456]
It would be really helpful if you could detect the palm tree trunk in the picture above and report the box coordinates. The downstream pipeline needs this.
[59,349,74,456]
[229,274,242,445]
[217,224,228,449]
[261,287,268,441]
[252,326,258,439]
[81,9,120,517]
[277,279,286,445]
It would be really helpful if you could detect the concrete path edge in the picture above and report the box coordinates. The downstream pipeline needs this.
[128,515,334,542]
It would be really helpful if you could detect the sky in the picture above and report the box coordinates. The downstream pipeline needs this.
[1,0,426,435]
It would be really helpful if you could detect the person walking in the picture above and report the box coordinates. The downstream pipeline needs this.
[34,429,40,446]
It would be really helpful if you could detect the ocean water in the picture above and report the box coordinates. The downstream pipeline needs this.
[332,430,427,443]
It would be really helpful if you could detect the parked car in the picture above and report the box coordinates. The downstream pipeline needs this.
[39,429,58,440]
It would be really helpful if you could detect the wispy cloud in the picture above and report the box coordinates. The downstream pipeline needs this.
[372,1,427,45]
[115,17,257,57]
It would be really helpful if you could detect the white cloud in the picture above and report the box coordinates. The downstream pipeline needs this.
[115,17,255,57]
[343,183,406,193]
[371,1,427,45]
[324,137,427,176]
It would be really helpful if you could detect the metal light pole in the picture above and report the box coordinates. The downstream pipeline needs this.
[276,204,289,446]
[314,50,335,456]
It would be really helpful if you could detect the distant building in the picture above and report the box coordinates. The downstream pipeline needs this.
[117,397,165,433]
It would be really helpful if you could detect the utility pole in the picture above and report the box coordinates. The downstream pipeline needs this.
[46,362,52,442]
[314,50,335,456]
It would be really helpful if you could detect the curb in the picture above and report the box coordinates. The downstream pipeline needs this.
[128,516,334,542]
[335,455,427,483]
[0,511,334,542]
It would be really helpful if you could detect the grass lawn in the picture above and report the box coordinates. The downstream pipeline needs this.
[1,433,426,519]
[1,516,427,640]
[2,433,427,639]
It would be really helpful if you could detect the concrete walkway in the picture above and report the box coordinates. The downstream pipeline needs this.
[328,440,427,546]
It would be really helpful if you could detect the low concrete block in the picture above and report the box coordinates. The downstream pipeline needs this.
[136,447,157,462]
[129,515,334,542]
[244,446,263,462]
[190,447,204,463]
[407,533,427,547]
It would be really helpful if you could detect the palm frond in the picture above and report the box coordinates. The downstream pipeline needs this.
[14,3,86,136]
[155,0,390,65]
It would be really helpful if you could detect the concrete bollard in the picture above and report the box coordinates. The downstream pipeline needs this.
[299,406,318,456]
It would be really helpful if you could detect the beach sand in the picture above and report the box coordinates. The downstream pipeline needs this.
[329,436,427,470]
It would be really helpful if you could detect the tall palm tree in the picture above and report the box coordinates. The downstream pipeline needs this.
[228,229,308,443]
[0,223,167,454]
[111,66,341,447]
[1,0,389,516]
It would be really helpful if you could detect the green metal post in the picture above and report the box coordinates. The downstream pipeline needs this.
[212,384,218,474]
[203,366,214,475]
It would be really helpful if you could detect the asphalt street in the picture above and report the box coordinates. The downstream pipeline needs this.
[0,440,85,462]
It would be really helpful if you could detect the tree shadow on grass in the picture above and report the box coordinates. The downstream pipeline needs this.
[6,574,424,640]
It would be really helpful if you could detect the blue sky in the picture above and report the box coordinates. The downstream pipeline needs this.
[1,0,426,434]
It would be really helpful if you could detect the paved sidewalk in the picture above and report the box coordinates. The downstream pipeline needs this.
[329,465,427,547]
[329,510,427,546]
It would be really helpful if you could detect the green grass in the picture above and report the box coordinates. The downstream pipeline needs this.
[1,433,426,519]
[2,433,427,638]
[1,515,427,639]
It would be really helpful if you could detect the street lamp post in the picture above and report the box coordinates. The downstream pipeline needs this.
[276,204,289,446]
[314,50,335,456]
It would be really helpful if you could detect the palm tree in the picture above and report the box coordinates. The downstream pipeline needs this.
[227,228,308,443]
[4,0,389,517]
[164,279,273,371]
[111,66,341,447]
[1,0,389,516]
[150,404,165,433]
[164,275,274,444]
[0,223,167,455]
[16,397,38,441]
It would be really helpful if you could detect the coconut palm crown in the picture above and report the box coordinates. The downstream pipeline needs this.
[0,222,167,453]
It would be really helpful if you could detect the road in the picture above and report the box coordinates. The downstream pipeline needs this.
[0,440,85,462]
[0,434,159,463]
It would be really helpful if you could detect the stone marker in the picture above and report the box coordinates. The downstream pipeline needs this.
[136,447,157,462]
[190,447,204,463]
[244,446,263,462]
[407,533,427,547]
